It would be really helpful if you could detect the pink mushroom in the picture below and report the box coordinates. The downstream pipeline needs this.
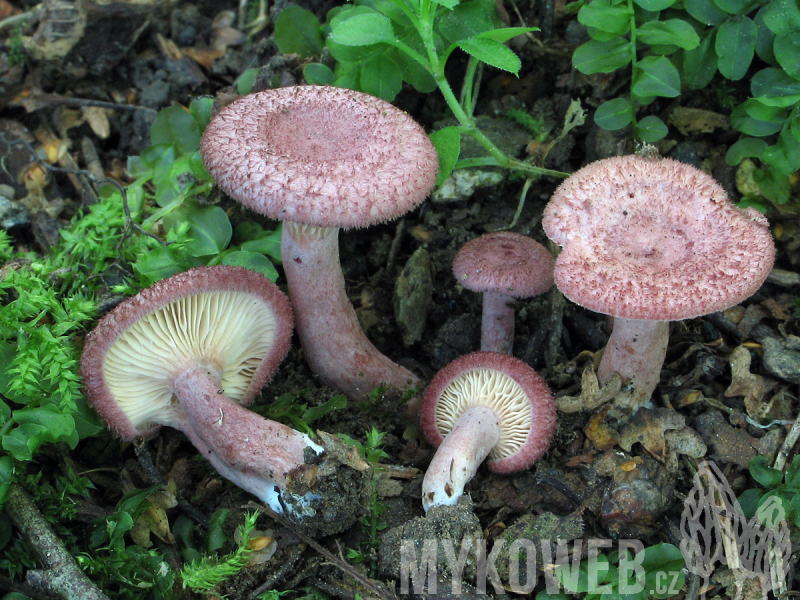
[200,86,439,401]
[453,232,555,354]
[79,266,323,515]
[542,154,775,414]
[419,351,556,512]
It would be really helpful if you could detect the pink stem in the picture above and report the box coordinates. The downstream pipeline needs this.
[281,222,422,401]
[597,318,669,411]
[480,291,515,354]
[421,405,500,512]
[172,365,321,513]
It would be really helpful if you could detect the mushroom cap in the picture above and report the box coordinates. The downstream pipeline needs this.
[452,232,555,298]
[200,85,439,229]
[419,351,556,474]
[542,155,776,321]
[79,266,293,441]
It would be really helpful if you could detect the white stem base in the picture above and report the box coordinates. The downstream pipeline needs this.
[172,366,322,514]
[597,318,669,413]
[421,405,500,512]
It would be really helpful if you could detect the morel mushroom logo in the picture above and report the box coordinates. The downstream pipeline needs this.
[679,461,791,600]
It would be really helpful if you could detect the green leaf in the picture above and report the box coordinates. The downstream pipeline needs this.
[303,394,347,424]
[755,163,791,203]
[638,19,700,49]
[632,56,681,97]
[712,0,757,15]
[738,487,764,518]
[457,37,521,74]
[236,68,258,96]
[274,5,324,57]
[743,98,788,122]
[303,62,336,85]
[762,0,800,36]
[726,138,768,164]
[239,228,282,262]
[220,252,279,282]
[681,30,718,89]
[715,16,758,80]
[594,98,633,130]
[330,13,396,46]
[433,0,460,8]
[762,128,800,175]
[754,5,777,64]
[166,204,232,258]
[438,0,503,43]
[572,38,632,74]
[641,544,685,598]
[360,53,403,100]
[150,106,201,156]
[749,455,784,488]
[731,105,784,136]
[752,68,800,106]
[190,97,215,133]
[636,115,668,142]
[430,126,461,185]
[774,33,800,79]
[476,27,539,43]
[635,0,677,10]
[578,0,633,36]
[684,0,728,25]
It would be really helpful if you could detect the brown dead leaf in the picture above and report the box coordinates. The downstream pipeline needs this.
[669,106,729,137]
[130,490,177,548]
[81,106,112,139]
[316,430,370,471]
[619,407,685,461]
[555,365,622,413]
[583,404,620,451]
[725,345,777,419]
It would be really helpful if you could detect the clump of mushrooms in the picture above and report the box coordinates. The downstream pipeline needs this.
[453,232,555,354]
[542,154,775,415]
[200,85,439,401]
[80,266,360,530]
[419,351,556,512]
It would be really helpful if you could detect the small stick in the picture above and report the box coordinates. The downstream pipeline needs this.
[4,484,111,600]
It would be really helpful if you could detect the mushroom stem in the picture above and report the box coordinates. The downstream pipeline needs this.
[172,365,322,513]
[480,291,516,354]
[596,318,669,411]
[421,405,500,512]
[281,221,422,401]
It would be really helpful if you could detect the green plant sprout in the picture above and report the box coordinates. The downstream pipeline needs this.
[739,454,800,528]
[339,427,390,576]
[180,510,261,593]
[570,0,800,205]
[536,542,685,600]
[273,0,571,184]
[258,391,348,436]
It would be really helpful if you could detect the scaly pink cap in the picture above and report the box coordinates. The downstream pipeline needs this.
[419,351,556,474]
[200,85,439,229]
[80,266,294,441]
[453,232,555,298]
[542,155,775,321]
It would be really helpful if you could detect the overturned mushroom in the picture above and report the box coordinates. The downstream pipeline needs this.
[80,266,359,529]
[419,351,556,512]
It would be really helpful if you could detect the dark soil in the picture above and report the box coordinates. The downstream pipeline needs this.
[2,0,800,599]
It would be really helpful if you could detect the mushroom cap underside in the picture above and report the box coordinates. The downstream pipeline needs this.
[542,155,775,321]
[420,351,556,474]
[201,85,439,229]
[79,266,293,441]
[453,231,555,297]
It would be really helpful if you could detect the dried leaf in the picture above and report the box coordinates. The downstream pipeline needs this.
[725,345,776,419]
[81,106,112,139]
[555,365,622,413]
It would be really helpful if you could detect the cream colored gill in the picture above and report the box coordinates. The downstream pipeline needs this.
[435,368,532,460]
[102,291,277,430]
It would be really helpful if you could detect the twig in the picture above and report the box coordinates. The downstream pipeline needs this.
[774,417,800,472]
[3,484,110,600]
[246,501,397,600]
[249,542,306,599]
[17,93,157,115]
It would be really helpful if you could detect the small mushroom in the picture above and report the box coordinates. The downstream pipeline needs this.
[80,266,322,515]
[453,232,555,354]
[201,85,439,401]
[419,351,556,512]
[542,154,775,414]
